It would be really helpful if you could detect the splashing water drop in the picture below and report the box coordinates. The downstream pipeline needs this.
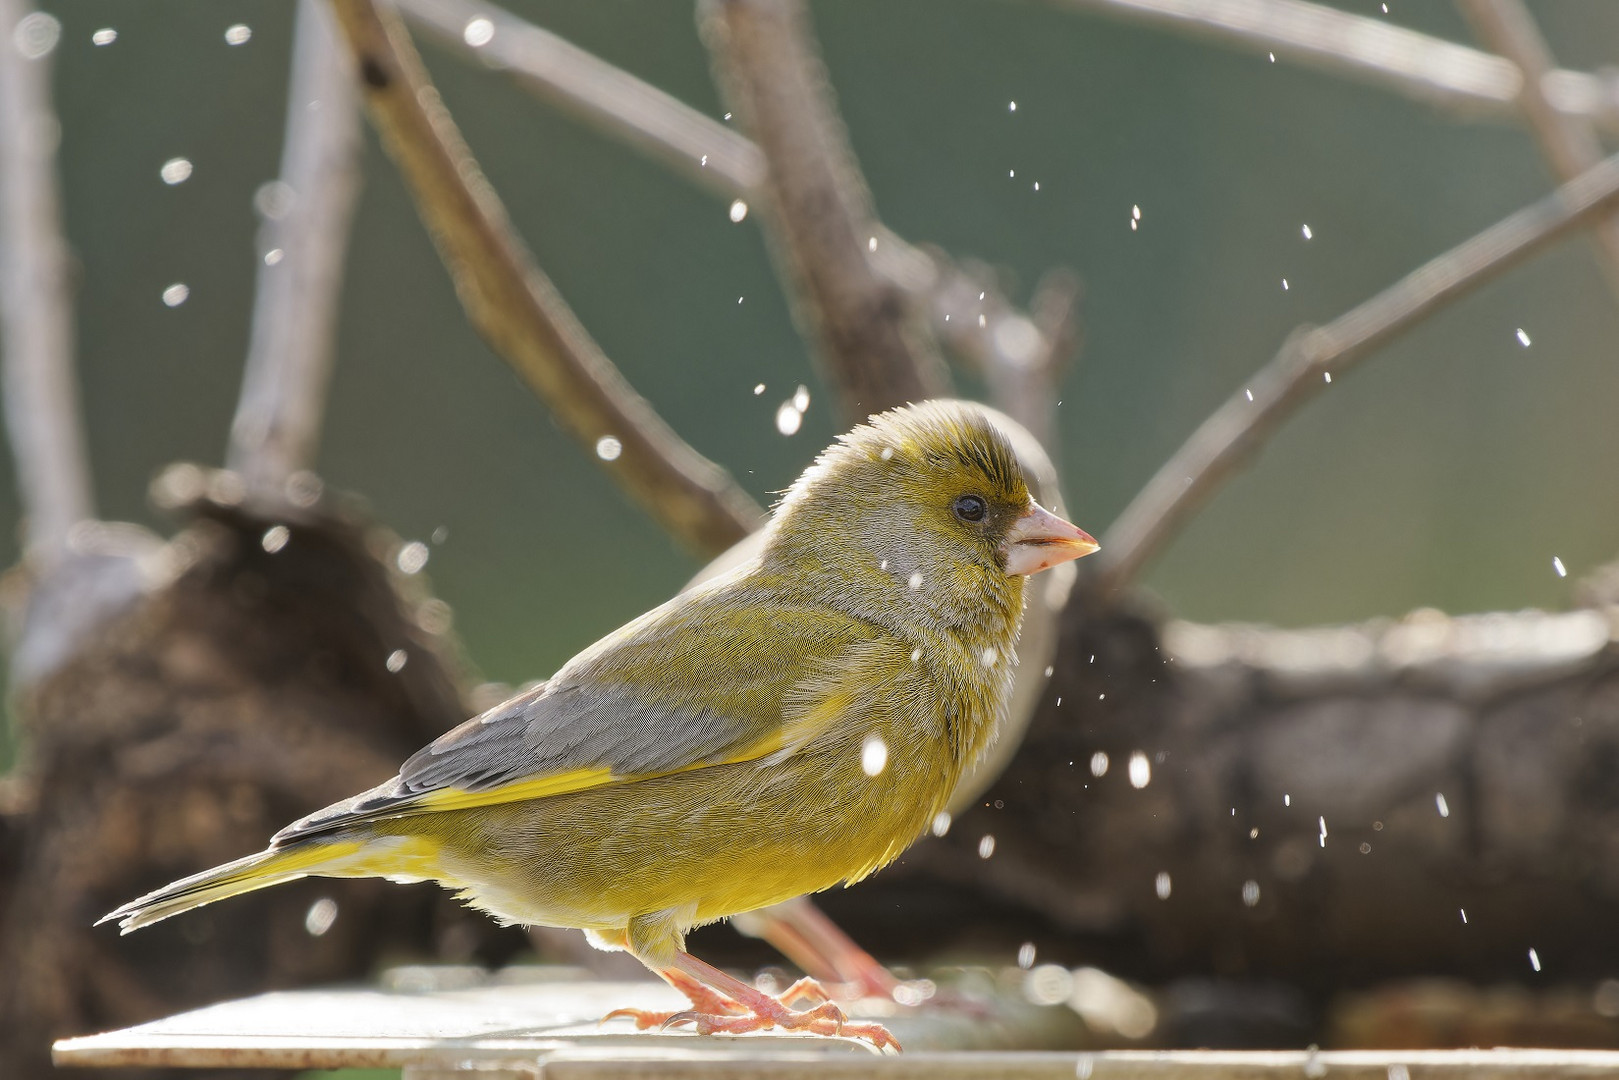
[304,897,338,936]
[908,571,923,590]
[397,542,429,574]
[728,199,748,223]
[92,27,117,46]
[861,733,888,777]
[1516,328,1531,347]
[224,23,252,46]
[1017,942,1035,967]
[931,811,951,836]
[261,525,290,554]
[1242,880,1261,907]
[1302,224,1313,240]
[1436,792,1450,818]
[1128,751,1150,789]
[1529,948,1542,972]
[775,401,802,435]
[1553,556,1567,578]
[1155,872,1172,900]
[752,383,765,395]
[1089,752,1109,777]
[462,17,494,47]
[792,385,810,412]
[162,283,190,307]
[386,649,408,673]
[594,436,622,461]
[978,834,996,859]
[161,157,194,185]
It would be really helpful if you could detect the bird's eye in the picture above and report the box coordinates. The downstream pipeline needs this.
[952,494,987,523]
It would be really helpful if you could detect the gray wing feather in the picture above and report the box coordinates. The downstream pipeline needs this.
[273,679,751,843]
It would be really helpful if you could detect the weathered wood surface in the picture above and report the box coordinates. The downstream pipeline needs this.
[50,978,1619,1076]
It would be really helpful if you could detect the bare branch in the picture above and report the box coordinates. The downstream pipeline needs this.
[227,0,362,496]
[1457,0,1619,301]
[700,0,951,423]
[399,0,1063,433]
[325,0,762,557]
[0,5,92,565]
[398,0,763,201]
[1030,0,1619,135]
[1095,151,1619,597]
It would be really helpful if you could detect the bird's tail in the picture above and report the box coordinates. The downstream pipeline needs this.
[97,839,368,934]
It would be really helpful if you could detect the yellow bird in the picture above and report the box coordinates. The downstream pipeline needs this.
[102,399,1098,1048]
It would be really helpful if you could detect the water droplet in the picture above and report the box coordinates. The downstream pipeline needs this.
[1017,941,1036,968]
[861,733,888,777]
[1388,1065,1408,1080]
[1033,181,1040,191]
[463,16,494,47]
[1089,752,1109,777]
[978,314,987,328]
[1460,908,1468,924]
[304,897,338,936]
[432,526,449,544]
[792,385,810,412]
[1516,327,1531,347]
[1009,169,1015,178]
[1044,665,1054,677]
[1301,224,1313,240]
[1323,371,1332,383]
[752,382,765,395]
[224,23,252,46]
[595,435,622,461]
[978,834,996,859]
[1242,880,1261,906]
[92,27,117,46]
[700,154,708,167]
[14,12,61,58]
[1282,278,1290,290]
[1529,947,1541,972]
[981,646,998,667]
[879,446,894,461]
[1008,100,1017,112]
[1319,815,1328,847]
[397,541,429,574]
[1128,752,1150,788]
[728,198,748,223]
[160,157,193,185]
[386,649,408,673]
[1155,872,1172,899]
[908,571,923,590]
[1245,388,1254,401]
[931,810,951,836]
[910,647,922,663]
[1250,828,1259,839]
[254,180,295,221]
[261,525,290,554]
[1436,792,1450,817]
[1132,205,1141,221]
[867,236,877,252]
[1553,556,1567,578]
[162,283,190,307]
[1268,51,1276,62]
[1359,841,1372,854]
[1284,793,1291,806]
[775,401,802,435]
[263,248,284,266]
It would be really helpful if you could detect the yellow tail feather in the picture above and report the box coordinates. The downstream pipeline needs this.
[98,840,364,934]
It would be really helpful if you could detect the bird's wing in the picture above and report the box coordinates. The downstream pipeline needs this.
[274,589,881,843]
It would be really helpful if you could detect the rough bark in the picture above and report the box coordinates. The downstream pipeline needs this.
[816,587,1619,1003]
[0,474,520,1079]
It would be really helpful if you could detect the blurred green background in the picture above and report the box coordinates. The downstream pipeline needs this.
[4,0,1618,776]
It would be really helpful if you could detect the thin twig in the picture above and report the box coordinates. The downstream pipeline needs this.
[1028,0,1619,135]
[399,0,1061,430]
[1457,0,1619,302]
[0,4,92,566]
[1095,151,1619,597]
[325,0,762,556]
[228,0,362,495]
[700,0,951,423]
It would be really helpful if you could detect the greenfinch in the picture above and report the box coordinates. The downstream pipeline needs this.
[102,399,1098,1048]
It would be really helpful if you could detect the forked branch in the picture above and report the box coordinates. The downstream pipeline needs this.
[326,0,762,556]
[1096,151,1619,596]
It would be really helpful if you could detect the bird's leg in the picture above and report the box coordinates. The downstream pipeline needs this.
[661,949,900,1050]
[746,896,903,1001]
[603,968,747,1029]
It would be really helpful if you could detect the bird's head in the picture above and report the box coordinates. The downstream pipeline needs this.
[764,400,1097,635]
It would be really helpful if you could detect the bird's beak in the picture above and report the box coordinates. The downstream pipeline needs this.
[1002,501,1099,576]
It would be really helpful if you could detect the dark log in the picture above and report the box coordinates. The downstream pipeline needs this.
[0,470,521,1080]
[815,587,1619,1003]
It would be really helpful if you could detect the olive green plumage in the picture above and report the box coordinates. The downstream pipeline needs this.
[103,400,1076,975]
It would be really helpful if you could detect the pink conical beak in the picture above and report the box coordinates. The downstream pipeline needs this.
[1002,500,1099,576]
